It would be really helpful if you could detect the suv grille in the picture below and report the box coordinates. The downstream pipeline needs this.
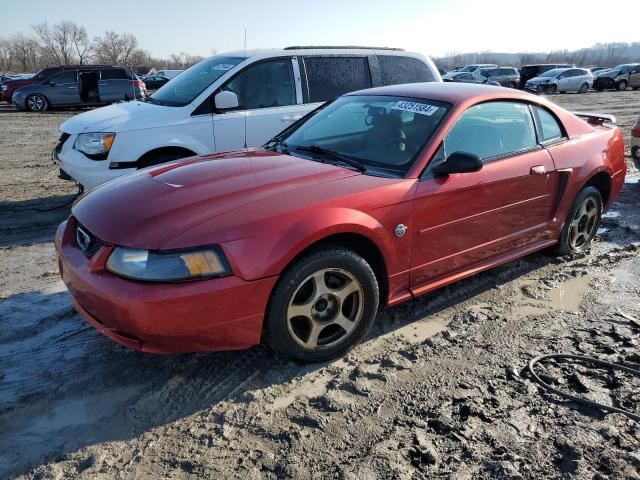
[75,222,106,258]
[55,132,71,154]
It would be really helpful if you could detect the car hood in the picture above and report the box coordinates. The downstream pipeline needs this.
[527,76,552,83]
[60,100,175,134]
[72,150,361,249]
[596,69,618,78]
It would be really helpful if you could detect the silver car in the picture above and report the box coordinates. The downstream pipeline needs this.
[12,67,147,112]
[524,68,593,95]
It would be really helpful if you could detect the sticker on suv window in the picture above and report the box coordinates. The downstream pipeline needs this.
[212,64,236,71]
[391,101,439,116]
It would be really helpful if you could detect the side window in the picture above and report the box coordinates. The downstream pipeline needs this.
[443,102,537,162]
[101,69,129,80]
[221,58,296,109]
[533,106,564,142]
[303,56,371,103]
[377,55,435,85]
[50,71,77,83]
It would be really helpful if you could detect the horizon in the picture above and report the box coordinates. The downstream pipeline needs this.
[1,0,639,59]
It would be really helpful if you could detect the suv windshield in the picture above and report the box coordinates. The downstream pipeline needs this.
[270,95,451,177]
[150,55,245,107]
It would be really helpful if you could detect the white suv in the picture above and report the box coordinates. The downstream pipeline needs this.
[55,47,441,190]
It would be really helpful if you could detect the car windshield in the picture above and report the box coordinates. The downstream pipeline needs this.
[150,55,245,107]
[539,69,564,78]
[270,95,451,178]
[460,66,477,72]
[618,65,637,74]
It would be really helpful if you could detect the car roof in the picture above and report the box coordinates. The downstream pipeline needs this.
[220,47,428,59]
[346,82,534,105]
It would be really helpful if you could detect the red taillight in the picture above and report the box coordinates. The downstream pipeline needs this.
[632,121,640,138]
[131,80,145,89]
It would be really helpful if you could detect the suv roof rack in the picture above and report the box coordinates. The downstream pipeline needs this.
[284,46,404,51]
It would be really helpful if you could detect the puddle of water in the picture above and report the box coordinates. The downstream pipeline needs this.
[511,305,551,321]
[602,210,620,219]
[624,175,639,184]
[548,275,592,313]
[597,227,609,235]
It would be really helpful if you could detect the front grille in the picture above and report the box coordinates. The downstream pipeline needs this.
[75,222,106,258]
[55,132,71,154]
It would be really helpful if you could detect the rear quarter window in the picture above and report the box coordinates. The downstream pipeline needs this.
[101,69,129,80]
[378,55,435,85]
[533,106,564,142]
[303,56,372,103]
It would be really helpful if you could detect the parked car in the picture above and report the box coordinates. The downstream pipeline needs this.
[476,67,520,88]
[12,67,146,112]
[584,66,607,74]
[55,47,442,190]
[154,69,183,79]
[1,64,110,103]
[55,82,626,362]
[524,68,593,94]
[519,64,572,89]
[632,114,640,165]
[142,75,170,91]
[630,65,640,90]
[592,63,640,91]
[458,63,497,73]
[442,72,501,86]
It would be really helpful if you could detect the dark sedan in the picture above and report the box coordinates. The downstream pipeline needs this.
[142,75,170,91]
[441,72,501,86]
[476,67,520,88]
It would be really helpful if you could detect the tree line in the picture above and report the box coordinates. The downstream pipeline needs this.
[0,20,205,73]
[435,42,640,70]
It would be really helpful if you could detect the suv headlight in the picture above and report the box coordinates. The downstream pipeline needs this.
[106,246,231,282]
[74,132,116,160]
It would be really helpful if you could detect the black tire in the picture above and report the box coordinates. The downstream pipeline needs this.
[508,81,517,89]
[579,83,589,94]
[632,87,639,91]
[265,246,379,362]
[547,84,558,95]
[137,151,192,169]
[25,94,48,112]
[632,146,640,168]
[616,80,628,91]
[555,186,603,256]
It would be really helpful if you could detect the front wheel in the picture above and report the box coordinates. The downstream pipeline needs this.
[266,247,379,362]
[26,94,48,112]
[555,186,603,256]
[546,84,558,95]
[579,83,589,94]
[616,80,628,91]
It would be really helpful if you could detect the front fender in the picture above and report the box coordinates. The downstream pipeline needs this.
[110,127,211,163]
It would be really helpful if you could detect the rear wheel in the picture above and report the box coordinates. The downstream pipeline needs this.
[26,94,48,112]
[616,80,628,91]
[555,186,602,256]
[547,84,558,94]
[579,83,589,94]
[266,247,379,362]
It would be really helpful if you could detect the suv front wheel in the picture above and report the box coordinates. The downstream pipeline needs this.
[25,94,48,112]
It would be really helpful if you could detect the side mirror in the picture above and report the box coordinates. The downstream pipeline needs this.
[214,91,239,110]
[36,74,44,80]
[432,152,483,177]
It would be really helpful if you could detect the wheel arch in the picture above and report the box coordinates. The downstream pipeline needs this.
[582,170,612,206]
[136,145,198,168]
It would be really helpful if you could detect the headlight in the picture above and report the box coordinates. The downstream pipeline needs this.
[106,246,230,282]
[1,85,7,91]
[74,132,116,160]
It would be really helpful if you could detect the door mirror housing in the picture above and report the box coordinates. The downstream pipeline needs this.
[214,91,239,111]
[432,152,483,177]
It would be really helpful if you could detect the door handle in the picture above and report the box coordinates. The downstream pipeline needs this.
[282,115,302,123]
[530,165,546,175]
[98,82,107,86]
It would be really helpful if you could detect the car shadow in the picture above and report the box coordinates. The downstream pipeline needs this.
[0,250,555,478]
[0,194,76,247]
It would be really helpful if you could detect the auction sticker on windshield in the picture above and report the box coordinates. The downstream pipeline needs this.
[391,101,439,116]
[213,64,236,71]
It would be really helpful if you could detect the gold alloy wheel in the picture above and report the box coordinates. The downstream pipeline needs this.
[569,197,599,250]
[287,268,364,350]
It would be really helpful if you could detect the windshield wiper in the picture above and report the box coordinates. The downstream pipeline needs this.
[264,137,289,154]
[293,145,366,173]
[146,96,161,105]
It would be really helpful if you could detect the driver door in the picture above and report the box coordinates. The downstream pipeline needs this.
[212,57,308,152]
[45,71,80,106]
[410,101,557,289]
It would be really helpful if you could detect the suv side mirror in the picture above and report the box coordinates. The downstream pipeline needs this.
[432,152,483,177]
[214,91,239,110]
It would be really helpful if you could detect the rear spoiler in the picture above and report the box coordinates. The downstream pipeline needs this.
[572,111,616,126]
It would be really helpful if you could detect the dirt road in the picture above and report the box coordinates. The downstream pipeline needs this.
[1,92,639,479]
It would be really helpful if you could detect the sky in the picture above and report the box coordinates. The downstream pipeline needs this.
[1,0,638,59]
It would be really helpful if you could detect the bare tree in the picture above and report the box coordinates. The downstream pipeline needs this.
[71,25,91,64]
[93,31,141,65]
[32,21,76,64]
[10,34,39,71]
[0,38,13,71]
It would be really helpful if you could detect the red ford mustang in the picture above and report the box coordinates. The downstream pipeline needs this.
[55,83,626,362]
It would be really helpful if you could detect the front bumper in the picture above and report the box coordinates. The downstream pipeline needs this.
[56,136,130,190]
[524,83,547,93]
[593,77,616,89]
[55,218,277,353]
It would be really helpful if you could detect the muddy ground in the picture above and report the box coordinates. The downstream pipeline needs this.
[0,92,639,479]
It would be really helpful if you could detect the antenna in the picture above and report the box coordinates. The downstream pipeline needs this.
[243,28,247,149]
